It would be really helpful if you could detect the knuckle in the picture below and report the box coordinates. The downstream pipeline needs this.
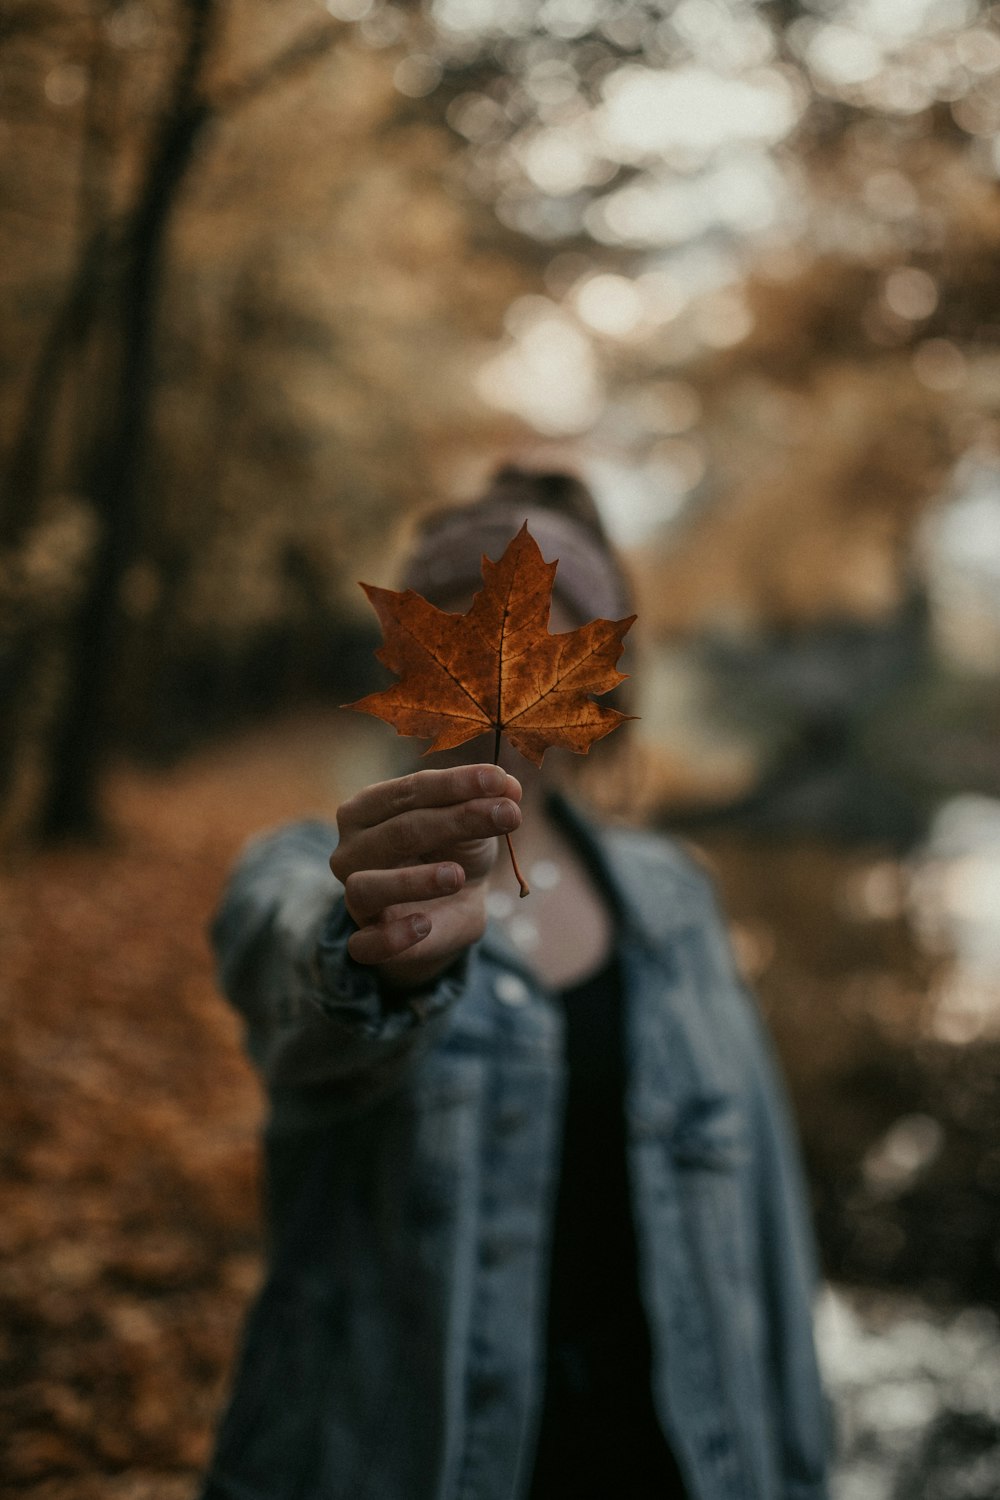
[335,797,357,837]
[388,814,419,860]
[346,930,369,963]
[381,920,412,957]
[391,774,418,815]
[455,802,482,840]
[329,848,349,884]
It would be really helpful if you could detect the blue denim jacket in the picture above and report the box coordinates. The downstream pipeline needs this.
[201,799,830,1500]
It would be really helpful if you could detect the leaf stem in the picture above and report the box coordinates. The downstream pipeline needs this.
[506,833,530,899]
[493,721,529,897]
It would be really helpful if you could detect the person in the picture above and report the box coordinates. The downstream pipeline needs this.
[199,467,830,1500]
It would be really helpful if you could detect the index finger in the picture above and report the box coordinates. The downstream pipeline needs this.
[337,764,522,835]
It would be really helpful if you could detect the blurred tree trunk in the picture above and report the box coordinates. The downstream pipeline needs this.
[1,3,122,551]
[38,0,215,837]
[0,7,121,828]
[32,4,341,839]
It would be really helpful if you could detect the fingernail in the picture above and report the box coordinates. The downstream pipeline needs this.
[479,766,506,794]
[494,800,518,831]
[436,864,459,891]
[413,916,431,939]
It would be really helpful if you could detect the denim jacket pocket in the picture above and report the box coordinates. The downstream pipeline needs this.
[668,1094,751,1173]
[666,1096,758,1306]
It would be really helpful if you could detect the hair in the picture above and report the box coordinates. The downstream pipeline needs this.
[409,463,635,622]
[475,465,608,538]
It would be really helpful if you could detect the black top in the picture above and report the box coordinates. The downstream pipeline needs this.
[527,954,687,1500]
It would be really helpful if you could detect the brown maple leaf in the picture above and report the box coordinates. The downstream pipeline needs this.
[343,522,636,894]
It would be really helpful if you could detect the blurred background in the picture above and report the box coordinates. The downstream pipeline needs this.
[2,0,1000,1495]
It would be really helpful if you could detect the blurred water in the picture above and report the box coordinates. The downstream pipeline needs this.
[818,1285,1000,1500]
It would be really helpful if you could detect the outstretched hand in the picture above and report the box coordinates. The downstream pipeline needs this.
[330,764,522,990]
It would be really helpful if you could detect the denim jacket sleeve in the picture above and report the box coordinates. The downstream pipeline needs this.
[210,820,468,1096]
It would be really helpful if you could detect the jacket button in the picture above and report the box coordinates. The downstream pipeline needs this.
[495,974,530,1006]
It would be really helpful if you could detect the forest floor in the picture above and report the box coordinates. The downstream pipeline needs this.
[2,710,999,1497]
[0,711,349,1498]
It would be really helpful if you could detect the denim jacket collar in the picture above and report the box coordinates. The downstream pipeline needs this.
[479,789,704,979]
